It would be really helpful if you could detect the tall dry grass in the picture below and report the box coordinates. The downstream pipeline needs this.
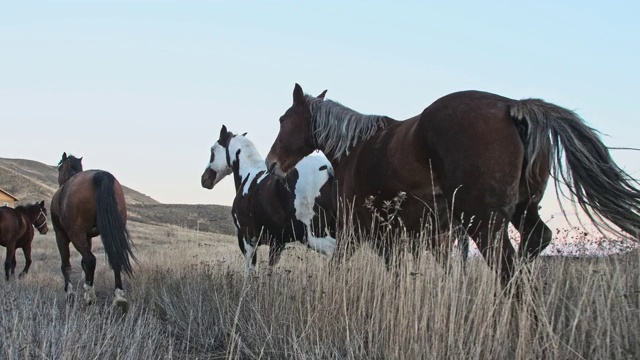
[1,221,639,359]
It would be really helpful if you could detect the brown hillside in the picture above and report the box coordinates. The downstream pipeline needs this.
[0,157,234,235]
[0,157,159,205]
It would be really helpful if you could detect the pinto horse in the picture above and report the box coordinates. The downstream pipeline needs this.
[266,84,640,285]
[0,201,48,280]
[51,153,135,310]
[201,125,336,271]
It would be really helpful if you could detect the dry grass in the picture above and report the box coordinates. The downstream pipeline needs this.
[1,221,639,359]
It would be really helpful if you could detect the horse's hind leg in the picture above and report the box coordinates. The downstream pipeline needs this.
[268,241,285,268]
[112,264,128,312]
[18,243,32,278]
[471,215,517,289]
[54,227,73,293]
[10,253,17,276]
[69,234,97,304]
[511,201,552,260]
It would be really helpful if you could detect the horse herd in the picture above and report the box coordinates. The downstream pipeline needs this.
[2,84,640,310]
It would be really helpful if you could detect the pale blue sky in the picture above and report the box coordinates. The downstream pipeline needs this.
[1,1,638,228]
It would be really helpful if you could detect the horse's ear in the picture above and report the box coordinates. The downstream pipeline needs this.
[220,125,228,140]
[62,152,67,161]
[241,132,247,137]
[317,90,328,100]
[219,125,230,144]
[39,200,45,207]
[293,83,305,105]
[79,157,83,163]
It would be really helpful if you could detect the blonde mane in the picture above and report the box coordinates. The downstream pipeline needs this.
[307,97,390,160]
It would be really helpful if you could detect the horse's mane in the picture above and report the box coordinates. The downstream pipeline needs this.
[308,97,390,161]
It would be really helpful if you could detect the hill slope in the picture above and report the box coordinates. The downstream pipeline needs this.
[0,157,234,235]
[0,157,159,205]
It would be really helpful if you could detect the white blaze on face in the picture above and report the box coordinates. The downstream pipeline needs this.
[292,155,336,256]
[207,142,233,186]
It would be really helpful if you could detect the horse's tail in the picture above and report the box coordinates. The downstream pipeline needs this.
[93,171,136,276]
[511,99,640,240]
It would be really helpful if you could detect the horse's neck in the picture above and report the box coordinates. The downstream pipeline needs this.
[232,141,267,191]
[60,169,81,185]
[14,208,33,223]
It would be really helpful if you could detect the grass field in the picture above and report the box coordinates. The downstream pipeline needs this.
[1,220,639,359]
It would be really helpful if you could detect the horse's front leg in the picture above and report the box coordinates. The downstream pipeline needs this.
[242,235,258,273]
[4,245,16,281]
[304,224,337,257]
[268,240,285,268]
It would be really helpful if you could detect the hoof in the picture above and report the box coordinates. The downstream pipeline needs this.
[18,272,27,279]
[83,284,97,304]
[65,284,76,302]
[112,289,128,313]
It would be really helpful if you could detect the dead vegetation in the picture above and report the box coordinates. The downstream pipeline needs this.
[1,220,638,359]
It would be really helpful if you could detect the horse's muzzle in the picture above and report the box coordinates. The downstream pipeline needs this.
[266,161,286,178]
[201,168,216,189]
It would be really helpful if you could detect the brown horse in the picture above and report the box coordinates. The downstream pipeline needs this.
[0,201,48,280]
[266,84,640,285]
[51,153,135,310]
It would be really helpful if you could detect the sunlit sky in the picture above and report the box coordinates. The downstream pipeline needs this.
[1,1,638,228]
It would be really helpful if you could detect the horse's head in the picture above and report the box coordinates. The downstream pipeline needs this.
[57,152,83,186]
[266,83,327,177]
[201,125,247,189]
[16,200,48,234]
[33,200,48,234]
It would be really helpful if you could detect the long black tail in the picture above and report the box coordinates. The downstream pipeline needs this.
[93,171,136,276]
[511,99,640,240]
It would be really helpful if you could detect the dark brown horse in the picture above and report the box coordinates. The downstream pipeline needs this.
[0,201,48,280]
[51,153,135,310]
[266,84,640,285]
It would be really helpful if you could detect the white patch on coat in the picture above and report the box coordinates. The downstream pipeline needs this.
[206,135,267,191]
[292,156,336,256]
[243,238,255,272]
[242,170,268,195]
[205,142,232,186]
[231,211,241,230]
